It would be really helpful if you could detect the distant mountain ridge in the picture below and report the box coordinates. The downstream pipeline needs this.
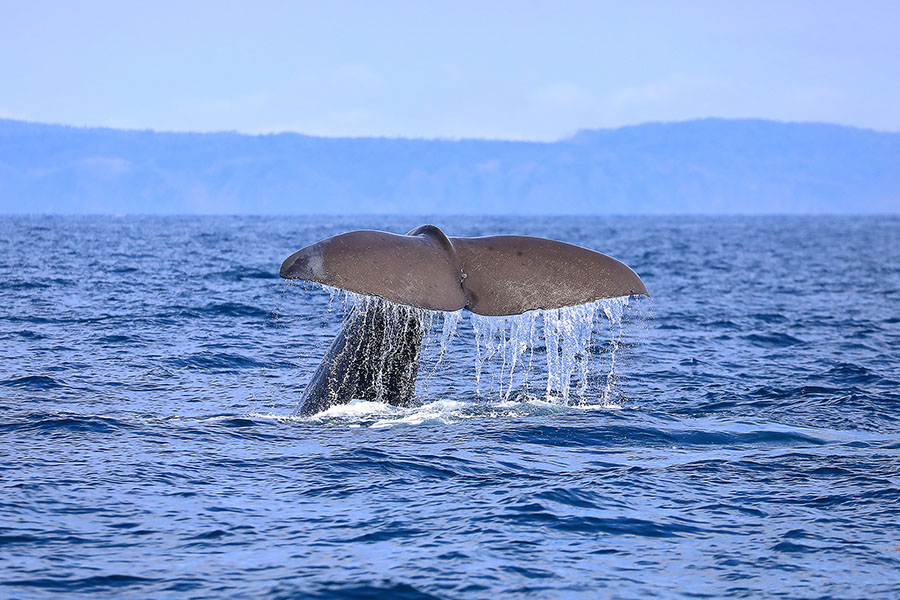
[1,118,897,214]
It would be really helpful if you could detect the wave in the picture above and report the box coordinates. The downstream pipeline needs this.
[0,375,66,390]
[272,582,443,600]
[0,574,157,592]
[743,332,805,346]
[167,352,269,371]
[214,267,278,281]
[198,302,270,318]
[247,400,836,451]
[0,414,133,434]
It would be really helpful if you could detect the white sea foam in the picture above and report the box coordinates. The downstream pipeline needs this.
[254,393,626,429]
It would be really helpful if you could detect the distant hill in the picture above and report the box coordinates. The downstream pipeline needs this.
[0,118,897,214]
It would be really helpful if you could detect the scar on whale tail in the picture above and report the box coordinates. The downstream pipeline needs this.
[281,225,648,416]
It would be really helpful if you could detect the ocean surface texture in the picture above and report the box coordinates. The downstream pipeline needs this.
[1,215,899,599]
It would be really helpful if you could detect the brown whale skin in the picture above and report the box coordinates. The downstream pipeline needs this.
[280,224,648,316]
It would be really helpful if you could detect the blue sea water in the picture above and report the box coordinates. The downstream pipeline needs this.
[1,215,899,599]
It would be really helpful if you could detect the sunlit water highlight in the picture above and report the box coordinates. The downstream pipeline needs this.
[2,215,899,599]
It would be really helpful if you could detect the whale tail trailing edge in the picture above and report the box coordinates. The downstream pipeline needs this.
[280,225,648,316]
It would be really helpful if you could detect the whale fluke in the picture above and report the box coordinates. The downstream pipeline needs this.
[280,225,647,316]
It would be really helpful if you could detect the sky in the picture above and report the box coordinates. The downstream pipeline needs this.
[1,0,899,141]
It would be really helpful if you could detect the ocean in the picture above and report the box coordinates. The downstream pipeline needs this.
[1,215,899,599]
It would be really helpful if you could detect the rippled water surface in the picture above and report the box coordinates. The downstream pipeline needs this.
[2,215,899,599]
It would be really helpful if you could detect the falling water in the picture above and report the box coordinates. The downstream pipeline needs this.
[471,297,631,404]
[301,284,636,406]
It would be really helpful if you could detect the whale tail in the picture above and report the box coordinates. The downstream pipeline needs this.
[281,225,648,415]
[280,225,648,316]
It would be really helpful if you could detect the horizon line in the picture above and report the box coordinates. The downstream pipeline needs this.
[2,116,896,144]
[2,212,898,218]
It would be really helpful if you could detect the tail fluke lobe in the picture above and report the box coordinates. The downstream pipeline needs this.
[280,227,466,312]
[451,235,647,316]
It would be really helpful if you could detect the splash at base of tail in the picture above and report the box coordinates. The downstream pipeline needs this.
[281,225,648,416]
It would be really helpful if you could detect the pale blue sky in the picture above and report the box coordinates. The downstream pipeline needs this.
[2,0,898,140]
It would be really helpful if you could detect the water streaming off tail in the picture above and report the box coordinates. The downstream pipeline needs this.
[470,297,631,403]
[294,283,638,406]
